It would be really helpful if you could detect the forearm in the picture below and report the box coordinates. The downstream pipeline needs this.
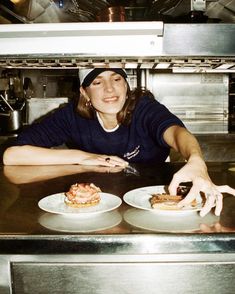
[3,145,90,165]
[4,165,122,184]
[164,126,204,162]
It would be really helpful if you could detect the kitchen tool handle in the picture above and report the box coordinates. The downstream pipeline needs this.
[0,94,14,111]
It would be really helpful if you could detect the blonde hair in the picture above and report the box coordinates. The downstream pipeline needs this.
[76,86,154,126]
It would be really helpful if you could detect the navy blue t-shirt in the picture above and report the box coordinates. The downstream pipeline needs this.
[15,96,185,163]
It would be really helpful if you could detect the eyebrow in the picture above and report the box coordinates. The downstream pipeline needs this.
[95,72,121,80]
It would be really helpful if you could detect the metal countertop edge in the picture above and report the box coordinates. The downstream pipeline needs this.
[0,233,235,255]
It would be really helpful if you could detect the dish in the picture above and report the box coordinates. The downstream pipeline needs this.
[38,192,122,216]
[124,208,219,232]
[39,210,122,233]
[123,185,202,215]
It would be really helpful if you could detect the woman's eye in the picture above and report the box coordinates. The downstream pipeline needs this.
[92,80,101,85]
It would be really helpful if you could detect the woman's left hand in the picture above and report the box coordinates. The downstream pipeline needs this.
[168,156,235,217]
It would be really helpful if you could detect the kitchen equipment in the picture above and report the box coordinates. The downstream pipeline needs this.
[0,109,22,133]
[96,6,126,22]
[0,22,234,72]
[26,97,68,124]
[0,95,25,133]
[0,94,14,111]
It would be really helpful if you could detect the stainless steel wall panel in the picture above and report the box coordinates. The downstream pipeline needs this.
[147,73,229,134]
[163,24,235,56]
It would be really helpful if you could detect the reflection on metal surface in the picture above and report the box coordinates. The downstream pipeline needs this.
[124,165,140,176]
[10,256,235,294]
[124,208,219,232]
[39,210,122,233]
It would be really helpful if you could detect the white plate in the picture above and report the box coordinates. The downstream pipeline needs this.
[123,185,202,215]
[124,208,219,233]
[39,210,122,233]
[38,192,122,217]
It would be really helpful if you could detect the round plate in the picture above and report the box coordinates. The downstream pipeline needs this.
[124,208,219,233]
[123,185,202,215]
[38,192,122,217]
[39,210,122,233]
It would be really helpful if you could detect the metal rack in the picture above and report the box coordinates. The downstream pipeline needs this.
[0,22,234,72]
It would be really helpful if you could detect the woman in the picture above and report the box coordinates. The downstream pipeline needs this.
[3,68,235,216]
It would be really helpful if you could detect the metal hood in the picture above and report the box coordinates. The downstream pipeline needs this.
[0,21,234,72]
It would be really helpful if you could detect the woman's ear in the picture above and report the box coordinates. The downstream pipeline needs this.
[80,86,90,100]
[80,86,86,96]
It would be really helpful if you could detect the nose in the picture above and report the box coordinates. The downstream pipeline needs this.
[104,80,114,92]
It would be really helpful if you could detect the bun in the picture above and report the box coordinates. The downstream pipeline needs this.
[65,183,101,208]
[64,197,100,208]
[150,189,197,210]
[150,194,182,210]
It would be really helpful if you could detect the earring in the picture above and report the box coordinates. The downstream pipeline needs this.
[85,100,91,107]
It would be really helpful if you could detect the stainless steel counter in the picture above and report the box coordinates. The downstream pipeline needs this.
[0,162,235,293]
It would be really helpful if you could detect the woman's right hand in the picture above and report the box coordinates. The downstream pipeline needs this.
[80,153,129,168]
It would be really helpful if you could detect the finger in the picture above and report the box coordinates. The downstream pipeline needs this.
[110,156,129,166]
[214,193,223,216]
[200,206,211,217]
[200,193,216,217]
[168,175,181,195]
[99,156,128,167]
[216,185,235,195]
[97,156,116,167]
[177,186,198,207]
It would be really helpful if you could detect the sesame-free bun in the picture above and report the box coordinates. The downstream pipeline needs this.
[64,183,101,208]
[64,197,100,208]
[150,193,196,210]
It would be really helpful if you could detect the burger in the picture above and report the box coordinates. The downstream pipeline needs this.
[149,186,196,210]
[65,183,101,208]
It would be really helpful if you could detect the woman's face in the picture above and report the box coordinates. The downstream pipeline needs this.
[81,71,128,116]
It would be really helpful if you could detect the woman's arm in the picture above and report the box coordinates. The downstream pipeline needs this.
[163,125,204,161]
[3,145,128,167]
[163,125,235,216]
[4,165,124,184]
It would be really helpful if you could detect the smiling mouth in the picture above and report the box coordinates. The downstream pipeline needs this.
[104,96,118,102]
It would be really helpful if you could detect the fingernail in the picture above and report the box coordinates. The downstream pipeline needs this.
[200,211,206,217]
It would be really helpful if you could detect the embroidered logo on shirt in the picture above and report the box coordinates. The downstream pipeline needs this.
[124,145,140,160]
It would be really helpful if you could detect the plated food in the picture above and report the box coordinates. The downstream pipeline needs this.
[123,185,202,214]
[65,182,101,208]
[38,182,122,216]
[149,185,196,210]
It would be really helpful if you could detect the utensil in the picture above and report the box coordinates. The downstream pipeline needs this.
[0,109,22,132]
[0,94,14,111]
[0,94,26,132]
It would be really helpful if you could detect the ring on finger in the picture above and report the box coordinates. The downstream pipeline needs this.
[105,157,111,162]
